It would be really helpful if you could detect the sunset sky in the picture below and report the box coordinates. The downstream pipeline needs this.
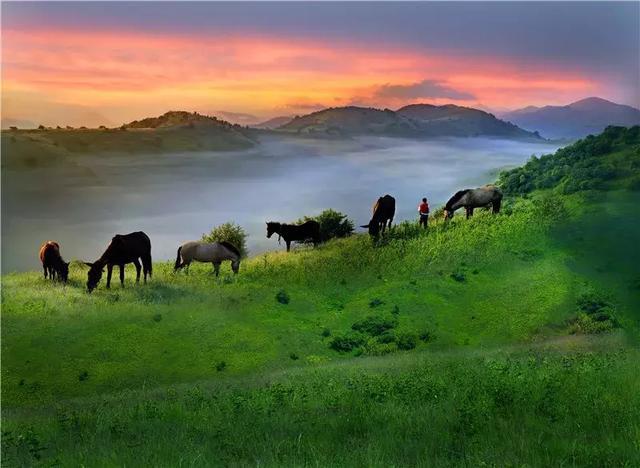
[2,2,639,127]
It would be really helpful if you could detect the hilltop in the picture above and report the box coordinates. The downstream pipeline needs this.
[502,97,640,139]
[123,110,239,130]
[2,127,639,465]
[279,104,541,139]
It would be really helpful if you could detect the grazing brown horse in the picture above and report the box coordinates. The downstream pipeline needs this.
[84,231,152,293]
[39,241,69,282]
[444,185,503,219]
[266,221,321,252]
[361,194,396,236]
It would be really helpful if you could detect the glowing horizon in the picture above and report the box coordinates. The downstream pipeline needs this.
[2,2,638,127]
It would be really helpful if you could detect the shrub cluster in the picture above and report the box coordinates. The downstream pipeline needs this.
[568,292,619,334]
[498,126,640,195]
[297,209,354,242]
[351,315,397,336]
[329,313,423,355]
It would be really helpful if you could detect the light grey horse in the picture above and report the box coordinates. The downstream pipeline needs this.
[174,241,241,276]
[444,185,503,219]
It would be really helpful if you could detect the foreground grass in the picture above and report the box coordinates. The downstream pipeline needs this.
[4,337,639,466]
[2,189,639,465]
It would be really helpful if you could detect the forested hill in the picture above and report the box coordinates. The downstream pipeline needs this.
[499,125,640,195]
[278,105,541,139]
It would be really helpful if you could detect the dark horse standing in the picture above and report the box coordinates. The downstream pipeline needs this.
[444,185,503,219]
[266,220,321,252]
[39,241,69,282]
[84,231,152,293]
[361,194,396,236]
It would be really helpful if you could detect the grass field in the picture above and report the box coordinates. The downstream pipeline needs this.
[3,127,640,465]
[3,185,639,466]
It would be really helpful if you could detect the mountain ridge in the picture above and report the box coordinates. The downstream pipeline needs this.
[279,104,540,139]
[502,97,640,139]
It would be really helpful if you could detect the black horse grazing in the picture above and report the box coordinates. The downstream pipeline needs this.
[361,194,396,236]
[39,241,70,283]
[266,221,321,252]
[444,185,503,219]
[84,231,152,293]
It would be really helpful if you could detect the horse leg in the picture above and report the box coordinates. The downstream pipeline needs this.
[286,241,291,252]
[142,253,152,281]
[106,265,113,289]
[493,199,502,214]
[465,207,472,219]
[43,266,48,279]
[133,259,141,283]
[119,264,125,288]
[50,267,56,281]
[213,262,221,277]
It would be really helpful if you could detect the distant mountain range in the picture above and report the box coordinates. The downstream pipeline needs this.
[502,97,640,139]
[278,105,540,140]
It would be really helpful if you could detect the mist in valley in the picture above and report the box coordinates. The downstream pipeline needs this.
[2,135,561,272]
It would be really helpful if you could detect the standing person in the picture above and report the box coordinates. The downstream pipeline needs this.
[418,197,430,228]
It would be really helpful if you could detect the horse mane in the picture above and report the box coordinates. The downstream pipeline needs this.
[446,189,471,209]
[219,241,240,257]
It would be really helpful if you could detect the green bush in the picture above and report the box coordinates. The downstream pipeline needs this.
[202,222,248,258]
[568,292,619,334]
[276,290,290,305]
[362,340,397,356]
[329,331,367,352]
[419,330,434,342]
[376,330,396,344]
[352,315,398,336]
[396,332,418,350]
[568,313,617,335]
[298,209,354,242]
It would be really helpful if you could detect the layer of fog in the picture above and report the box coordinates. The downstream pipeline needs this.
[2,135,561,272]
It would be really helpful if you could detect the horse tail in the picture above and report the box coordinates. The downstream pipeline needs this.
[174,246,183,271]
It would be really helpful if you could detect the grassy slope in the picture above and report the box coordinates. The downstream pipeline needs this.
[2,143,640,465]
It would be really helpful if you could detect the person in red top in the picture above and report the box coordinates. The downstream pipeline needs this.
[418,197,430,228]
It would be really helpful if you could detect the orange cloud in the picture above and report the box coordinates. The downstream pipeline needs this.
[2,26,602,125]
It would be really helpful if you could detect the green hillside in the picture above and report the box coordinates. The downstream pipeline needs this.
[2,127,639,466]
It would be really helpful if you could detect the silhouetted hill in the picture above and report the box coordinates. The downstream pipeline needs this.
[123,111,238,130]
[279,105,540,139]
[502,97,640,139]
